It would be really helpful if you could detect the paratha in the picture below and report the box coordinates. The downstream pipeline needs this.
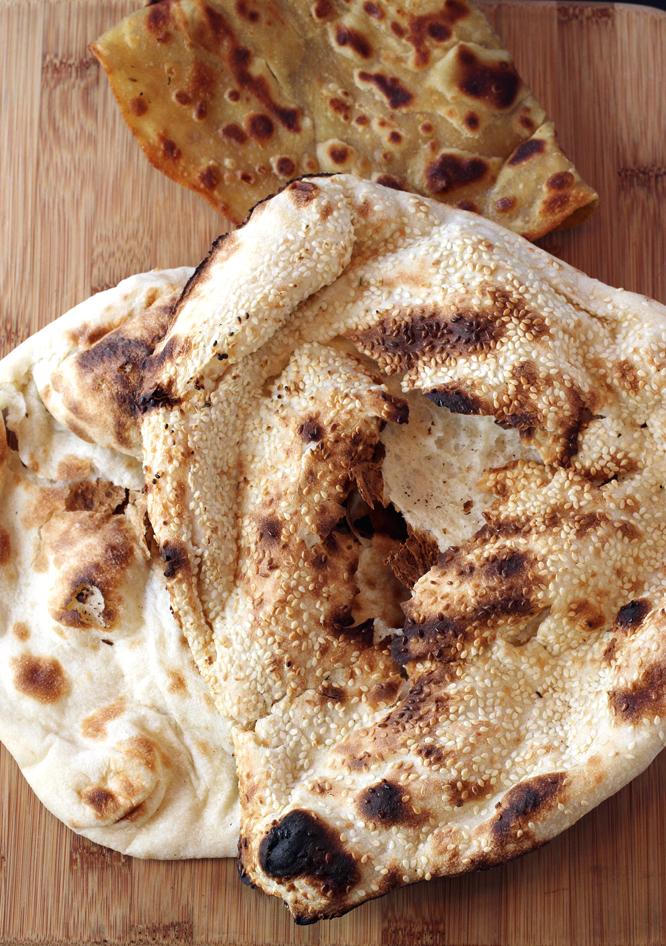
[0,268,239,858]
[138,176,666,920]
[91,0,597,237]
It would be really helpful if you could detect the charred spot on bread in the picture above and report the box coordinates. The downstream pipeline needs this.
[492,773,566,842]
[615,598,651,630]
[258,809,360,892]
[12,655,68,704]
[160,540,188,579]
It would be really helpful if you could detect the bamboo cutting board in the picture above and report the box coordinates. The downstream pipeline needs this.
[2,1,666,943]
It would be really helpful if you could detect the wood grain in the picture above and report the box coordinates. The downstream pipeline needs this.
[1,2,666,943]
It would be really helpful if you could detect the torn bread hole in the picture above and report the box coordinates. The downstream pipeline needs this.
[344,489,408,544]
[346,490,371,542]
[508,607,551,646]
[351,513,410,631]
[66,583,106,627]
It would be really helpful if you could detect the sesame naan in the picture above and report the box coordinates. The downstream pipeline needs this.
[141,176,666,920]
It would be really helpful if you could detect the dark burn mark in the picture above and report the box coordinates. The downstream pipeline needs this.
[427,387,482,415]
[603,637,618,664]
[425,153,488,195]
[222,122,248,143]
[350,305,509,376]
[547,171,574,190]
[246,113,274,141]
[198,165,220,189]
[320,684,345,702]
[335,25,373,59]
[329,144,350,165]
[615,598,651,630]
[391,21,406,37]
[388,130,402,144]
[456,199,477,212]
[236,0,259,22]
[329,97,351,120]
[138,385,180,413]
[609,663,666,722]
[357,72,414,109]
[81,786,119,818]
[358,780,406,825]
[160,541,188,580]
[194,100,208,120]
[369,676,404,706]
[456,45,520,110]
[0,525,10,566]
[558,387,586,466]
[203,3,234,41]
[276,156,296,177]
[392,614,466,666]
[464,111,479,131]
[399,1,468,67]
[230,47,301,133]
[130,97,148,117]
[570,599,605,631]
[70,300,178,449]
[329,612,374,650]
[493,773,565,839]
[258,810,360,893]
[146,2,171,42]
[382,670,451,729]
[496,195,517,212]
[543,193,570,214]
[289,180,320,205]
[13,655,67,704]
[508,138,546,167]
[380,392,409,425]
[259,516,282,543]
[314,0,333,18]
[355,114,369,126]
[175,90,191,105]
[298,418,323,443]
[364,1,384,17]
[428,22,450,39]
[376,174,407,191]
[159,136,181,161]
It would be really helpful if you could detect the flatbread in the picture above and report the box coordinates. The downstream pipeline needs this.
[91,0,597,238]
[139,176,666,920]
[0,269,239,858]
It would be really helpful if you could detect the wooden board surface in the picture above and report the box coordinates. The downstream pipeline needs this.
[2,1,666,943]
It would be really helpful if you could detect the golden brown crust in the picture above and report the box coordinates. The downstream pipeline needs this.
[91,0,597,237]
